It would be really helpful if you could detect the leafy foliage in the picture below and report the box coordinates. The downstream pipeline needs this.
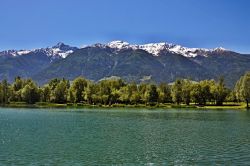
[21,80,40,104]
[0,74,248,107]
[234,72,250,108]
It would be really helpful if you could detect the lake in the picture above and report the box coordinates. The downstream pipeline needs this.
[0,108,250,165]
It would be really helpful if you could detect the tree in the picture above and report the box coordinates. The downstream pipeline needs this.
[226,90,236,102]
[108,79,125,90]
[119,86,130,104]
[0,83,3,104]
[138,83,148,104]
[93,79,125,105]
[0,76,237,107]
[241,73,250,108]
[234,77,243,102]
[158,83,172,103]
[13,76,23,91]
[48,78,61,91]
[70,77,88,103]
[129,83,141,104]
[211,78,228,106]
[130,91,141,104]
[21,81,40,104]
[119,83,140,104]
[190,80,213,105]
[145,84,159,104]
[1,80,10,104]
[42,85,51,102]
[98,80,112,105]
[182,80,192,105]
[68,89,75,103]
[191,83,203,105]
[10,76,23,101]
[235,72,250,108]
[108,79,124,105]
[110,89,120,105]
[53,80,68,103]
[83,82,96,104]
[171,80,183,105]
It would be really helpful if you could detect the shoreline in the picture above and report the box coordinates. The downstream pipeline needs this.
[0,102,247,110]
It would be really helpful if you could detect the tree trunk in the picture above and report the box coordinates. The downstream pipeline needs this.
[247,99,249,109]
[216,101,223,106]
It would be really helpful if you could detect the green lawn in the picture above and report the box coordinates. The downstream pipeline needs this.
[1,102,247,110]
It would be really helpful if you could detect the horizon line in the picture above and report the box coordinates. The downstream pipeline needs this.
[0,40,249,54]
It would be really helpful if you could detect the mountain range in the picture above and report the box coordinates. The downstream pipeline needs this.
[1,40,250,87]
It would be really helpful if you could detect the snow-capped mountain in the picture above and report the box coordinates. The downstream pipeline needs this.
[0,41,229,59]
[32,42,78,59]
[104,40,229,57]
[0,50,32,57]
[0,40,249,87]
[0,42,78,59]
[108,41,133,50]
[51,42,78,58]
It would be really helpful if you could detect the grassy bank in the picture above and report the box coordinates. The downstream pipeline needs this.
[0,102,247,110]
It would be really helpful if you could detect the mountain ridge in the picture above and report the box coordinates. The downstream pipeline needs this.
[0,41,235,58]
[0,41,249,87]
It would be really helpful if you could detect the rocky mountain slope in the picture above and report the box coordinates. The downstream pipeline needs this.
[1,41,249,87]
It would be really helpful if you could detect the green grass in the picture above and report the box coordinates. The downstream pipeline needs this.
[201,104,246,110]
[0,102,248,110]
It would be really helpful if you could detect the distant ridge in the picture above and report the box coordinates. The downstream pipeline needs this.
[0,41,250,87]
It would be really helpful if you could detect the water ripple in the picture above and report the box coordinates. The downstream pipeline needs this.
[0,108,250,165]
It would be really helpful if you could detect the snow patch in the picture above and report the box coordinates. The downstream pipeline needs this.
[108,41,131,50]
[138,43,173,56]
[104,41,229,57]
[17,50,31,55]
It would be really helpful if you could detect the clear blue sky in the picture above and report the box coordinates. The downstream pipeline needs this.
[0,0,250,53]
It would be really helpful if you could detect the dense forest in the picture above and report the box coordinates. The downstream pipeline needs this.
[0,72,250,108]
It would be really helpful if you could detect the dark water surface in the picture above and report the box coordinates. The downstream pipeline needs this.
[0,108,250,165]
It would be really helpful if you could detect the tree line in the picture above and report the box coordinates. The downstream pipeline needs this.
[0,72,250,108]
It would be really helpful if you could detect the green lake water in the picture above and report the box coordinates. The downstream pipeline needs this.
[0,108,250,165]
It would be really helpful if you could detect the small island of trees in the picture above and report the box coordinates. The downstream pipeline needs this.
[0,72,250,109]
